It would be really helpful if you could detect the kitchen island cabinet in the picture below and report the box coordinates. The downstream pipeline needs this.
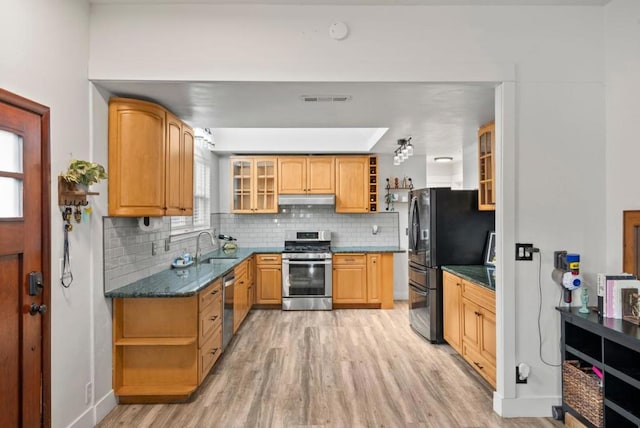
[278,156,335,194]
[442,267,496,388]
[108,98,193,217]
[112,278,222,403]
[332,253,393,308]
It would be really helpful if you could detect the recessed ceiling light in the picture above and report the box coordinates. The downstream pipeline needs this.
[434,156,453,163]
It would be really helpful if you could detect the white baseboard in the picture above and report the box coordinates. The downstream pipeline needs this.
[493,392,561,417]
[67,407,93,428]
[95,390,117,424]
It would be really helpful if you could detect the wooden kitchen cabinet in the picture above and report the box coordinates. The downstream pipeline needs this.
[444,270,496,388]
[443,271,463,354]
[278,156,335,194]
[478,121,495,211]
[112,278,222,403]
[230,157,278,213]
[335,156,370,213]
[332,253,393,307]
[108,98,194,217]
[333,254,368,304]
[233,260,249,332]
[255,254,282,304]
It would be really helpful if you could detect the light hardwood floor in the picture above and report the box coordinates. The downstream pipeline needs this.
[98,302,561,428]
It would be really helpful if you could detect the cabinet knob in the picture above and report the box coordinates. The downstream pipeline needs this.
[211,289,219,295]
[210,315,218,321]
[474,311,481,317]
[210,348,219,356]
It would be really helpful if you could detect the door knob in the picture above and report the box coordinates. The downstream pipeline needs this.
[29,303,47,316]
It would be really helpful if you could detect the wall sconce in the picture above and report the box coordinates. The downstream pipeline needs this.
[393,137,413,165]
[434,156,453,163]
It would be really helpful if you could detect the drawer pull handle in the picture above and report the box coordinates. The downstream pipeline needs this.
[210,348,219,356]
[456,283,461,287]
[211,289,220,295]
[262,257,276,261]
[344,258,355,262]
[474,361,484,369]
[210,315,218,321]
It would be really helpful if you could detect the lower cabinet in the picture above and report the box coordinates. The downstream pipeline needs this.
[443,270,496,388]
[255,254,282,305]
[112,278,222,403]
[332,253,393,308]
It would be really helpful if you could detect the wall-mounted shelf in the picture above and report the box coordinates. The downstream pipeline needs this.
[385,178,412,211]
[58,176,99,206]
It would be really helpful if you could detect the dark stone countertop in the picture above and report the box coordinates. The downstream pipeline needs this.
[104,247,283,298]
[104,246,404,299]
[442,265,496,291]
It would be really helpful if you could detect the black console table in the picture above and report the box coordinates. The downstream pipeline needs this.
[557,307,640,427]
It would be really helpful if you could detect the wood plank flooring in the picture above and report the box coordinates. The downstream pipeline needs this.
[98,302,561,428]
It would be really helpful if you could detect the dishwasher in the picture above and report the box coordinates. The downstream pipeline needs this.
[222,272,235,350]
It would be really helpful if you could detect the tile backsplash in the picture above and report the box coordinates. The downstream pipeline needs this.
[104,208,399,292]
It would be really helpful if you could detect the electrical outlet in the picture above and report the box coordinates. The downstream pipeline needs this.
[164,238,170,252]
[85,382,92,404]
[551,405,564,420]
[152,242,158,256]
[515,243,534,261]
[515,366,528,384]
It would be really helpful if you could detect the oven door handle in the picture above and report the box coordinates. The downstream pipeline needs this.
[282,259,331,265]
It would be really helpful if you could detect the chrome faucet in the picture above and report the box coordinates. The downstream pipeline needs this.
[195,231,215,264]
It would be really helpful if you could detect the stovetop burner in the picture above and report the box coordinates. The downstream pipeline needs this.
[283,243,331,253]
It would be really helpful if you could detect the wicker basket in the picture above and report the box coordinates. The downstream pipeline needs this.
[562,360,603,427]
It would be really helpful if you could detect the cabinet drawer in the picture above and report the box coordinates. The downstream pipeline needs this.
[198,327,222,383]
[256,254,281,265]
[462,281,495,313]
[199,294,222,345]
[333,254,366,265]
[199,278,222,311]
[462,342,496,388]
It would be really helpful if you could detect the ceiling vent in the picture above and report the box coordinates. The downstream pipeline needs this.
[301,95,352,103]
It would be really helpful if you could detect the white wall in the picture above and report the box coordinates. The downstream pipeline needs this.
[605,0,640,271]
[86,3,607,419]
[0,1,97,427]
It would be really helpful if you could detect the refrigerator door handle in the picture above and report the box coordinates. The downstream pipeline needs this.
[409,283,428,296]
[421,228,429,240]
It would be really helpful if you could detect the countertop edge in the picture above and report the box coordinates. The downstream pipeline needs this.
[105,246,405,298]
[442,265,495,291]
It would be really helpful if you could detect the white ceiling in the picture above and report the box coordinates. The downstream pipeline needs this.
[91,0,609,159]
[90,0,609,5]
[95,81,496,159]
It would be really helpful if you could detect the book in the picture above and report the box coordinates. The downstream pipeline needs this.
[611,279,640,318]
[622,289,640,325]
[597,273,635,317]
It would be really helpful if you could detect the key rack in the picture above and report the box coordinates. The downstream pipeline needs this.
[57,176,99,207]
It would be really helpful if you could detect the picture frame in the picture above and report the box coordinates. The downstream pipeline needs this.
[484,231,496,266]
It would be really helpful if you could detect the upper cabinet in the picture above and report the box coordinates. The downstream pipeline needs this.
[478,121,495,211]
[231,157,278,213]
[335,156,370,213]
[108,98,194,217]
[278,156,335,194]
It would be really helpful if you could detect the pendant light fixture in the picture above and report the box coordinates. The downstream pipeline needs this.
[393,137,413,165]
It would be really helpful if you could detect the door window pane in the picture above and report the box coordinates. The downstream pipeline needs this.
[0,177,23,218]
[0,130,23,173]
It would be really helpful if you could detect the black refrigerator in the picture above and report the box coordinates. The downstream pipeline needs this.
[408,188,495,343]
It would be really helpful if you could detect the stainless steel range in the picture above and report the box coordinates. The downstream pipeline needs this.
[282,230,332,311]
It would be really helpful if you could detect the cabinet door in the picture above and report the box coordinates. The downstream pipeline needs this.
[165,112,183,215]
[461,298,481,351]
[333,265,367,303]
[307,157,335,194]
[479,308,496,365]
[256,265,282,304]
[233,274,247,332]
[180,125,194,215]
[254,157,278,213]
[278,157,306,194]
[335,156,369,213]
[443,272,463,354]
[478,122,495,211]
[366,254,381,303]
[231,157,253,213]
[108,99,166,216]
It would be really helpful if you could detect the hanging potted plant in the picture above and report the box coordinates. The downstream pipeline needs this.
[60,159,107,191]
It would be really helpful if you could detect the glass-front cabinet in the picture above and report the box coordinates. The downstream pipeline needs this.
[231,157,277,213]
